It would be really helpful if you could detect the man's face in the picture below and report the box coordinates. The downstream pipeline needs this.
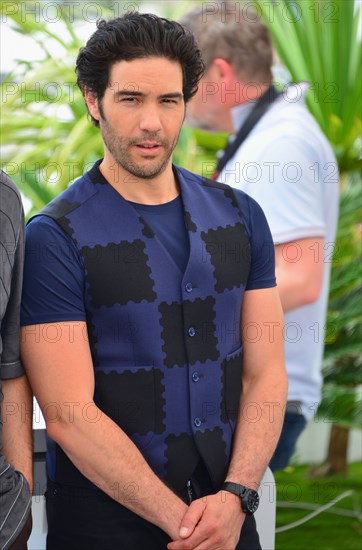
[186,60,238,133]
[186,73,220,131]
[89,57,185,179]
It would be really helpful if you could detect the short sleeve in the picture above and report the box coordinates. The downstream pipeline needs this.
[0,176,25,379]
[235,191,276,291]
[235,137,327,244]
[21,216,86,326]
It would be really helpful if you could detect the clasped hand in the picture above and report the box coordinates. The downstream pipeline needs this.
[167,491,245,550]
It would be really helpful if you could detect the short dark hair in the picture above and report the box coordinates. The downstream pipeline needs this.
[76,12,205,126]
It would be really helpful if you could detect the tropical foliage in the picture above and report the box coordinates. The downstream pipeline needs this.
[1,1,104,215]
[252,0,362,440]
[319,174,362,430]
[177,0,362,437]
[0,0,201,216]
[256,0,361,174]
[1,0,361,441]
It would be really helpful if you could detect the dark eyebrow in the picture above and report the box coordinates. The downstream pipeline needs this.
[114,90,144,98]
[113,90,183,100]
[159,93,184,100]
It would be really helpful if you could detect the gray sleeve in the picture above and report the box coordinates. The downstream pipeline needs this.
[0,173,26,379]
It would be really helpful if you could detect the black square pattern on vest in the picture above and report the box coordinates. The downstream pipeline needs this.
[57,213,77,238]
[194,428,228,488]
[139,216,155,238]
[159,297,219,367]
[221,349,243,423]
[223,186,239,210]
[43,198,81,223]
[85,310,100,367]
[201,223,250,292]
[94,368,165,436]
[164,433,200,494]
[158,301,187,368]
[81,239,156,308]
[184,210,197,233]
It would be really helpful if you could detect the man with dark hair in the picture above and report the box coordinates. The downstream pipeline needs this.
[21,12,287,549]
[181,1,339,472]
[0,171,32,550]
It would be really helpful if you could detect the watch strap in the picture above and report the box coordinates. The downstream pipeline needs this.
[221,481,259,515]
[222,481,248,498]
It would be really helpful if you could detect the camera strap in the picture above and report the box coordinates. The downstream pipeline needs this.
[213,84,282,180]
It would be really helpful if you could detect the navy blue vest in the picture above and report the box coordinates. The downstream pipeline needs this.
[38,163,251,495]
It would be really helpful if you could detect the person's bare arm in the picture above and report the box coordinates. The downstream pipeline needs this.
[275,237,324,312]
[168,287,287,549]
[21,321,187,539]
[1,375,33,491]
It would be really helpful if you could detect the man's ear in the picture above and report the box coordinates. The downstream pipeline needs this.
[212,58,236,87]
[84,87,101,122]
[212,58,251,105]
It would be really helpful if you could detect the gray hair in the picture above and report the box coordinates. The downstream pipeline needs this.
[180,2,273,83]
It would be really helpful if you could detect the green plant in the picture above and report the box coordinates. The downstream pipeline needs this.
[253,0,362,471]
[1,1,361,446]
[1,1,105,215]
[274,462,362,550]
[175,0,362,463]
[320,175,362,424]
[256,0,361,174]
[1,1,211,217]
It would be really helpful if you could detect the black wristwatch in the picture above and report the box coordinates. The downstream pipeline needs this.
[222,482,260,515]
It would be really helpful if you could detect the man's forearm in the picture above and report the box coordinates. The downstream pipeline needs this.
[1,375,33,490]
[166,371,287,549]
[275,238,324,312]
[226,372,287,488]
[48,404,187,539]
[274,270,316,312]
[20,318,188,538]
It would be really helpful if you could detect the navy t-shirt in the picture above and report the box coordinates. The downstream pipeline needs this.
[21,174,275,326]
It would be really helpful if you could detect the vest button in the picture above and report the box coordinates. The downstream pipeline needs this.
[192,372,200,382]
[194,417,202,428]
[188,327,196,337]
[185,282,193,293]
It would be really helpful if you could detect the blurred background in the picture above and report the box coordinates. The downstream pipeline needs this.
[1,1,361,548]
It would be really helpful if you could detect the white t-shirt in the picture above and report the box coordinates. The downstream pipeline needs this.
[219,92,339,421]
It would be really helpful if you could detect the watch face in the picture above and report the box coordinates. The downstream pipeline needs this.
[222,482,260,515]
[245,490,260,513]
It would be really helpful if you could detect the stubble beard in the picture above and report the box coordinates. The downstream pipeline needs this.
[99,116,180,180]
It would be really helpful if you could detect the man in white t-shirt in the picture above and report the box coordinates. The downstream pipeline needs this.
[182,2,339,470]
